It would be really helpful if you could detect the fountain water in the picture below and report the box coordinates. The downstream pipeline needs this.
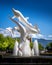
[13,40,19,56]
[31,48,34,56]
[33,40,39,56]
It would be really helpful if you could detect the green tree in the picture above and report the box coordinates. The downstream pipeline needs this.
[0,42,2,50]
[0,34,5,43]
[46,42,52,51]
[0,34,15,51]
[30,42,44,50]
[5,36,15,50]
[30,42,33,49]
[2,41,9,51]
[38,43,44,50]
[15,38,20,43]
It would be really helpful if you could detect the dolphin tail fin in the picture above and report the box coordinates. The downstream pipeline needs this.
[25,17,29,20]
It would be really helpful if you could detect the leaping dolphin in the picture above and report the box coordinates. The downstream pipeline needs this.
[10,17,27,42]
[12,8,40,34]
[10,18,32,56]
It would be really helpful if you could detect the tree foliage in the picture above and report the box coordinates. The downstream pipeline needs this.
[30,42,33,49]
[46,42,52,51]
[30,41,44,50]
[0,34,44,51]
[38,43,44,50]
[0,34,15,51]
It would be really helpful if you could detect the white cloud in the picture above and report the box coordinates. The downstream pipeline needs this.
[31,34,52,40]
[41,35,52,40]
[48,35,52,38]
[45,35,52,40]
[12,31,20,38]
[6,27,12,29]
[0,27,20,38]
[0,28,5,34]
[29,34,44,39]
[0,27,52,40]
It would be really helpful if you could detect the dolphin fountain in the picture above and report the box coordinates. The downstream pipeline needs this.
[9,8,40,56]
[10,18,32,56]
[12,8,40,34]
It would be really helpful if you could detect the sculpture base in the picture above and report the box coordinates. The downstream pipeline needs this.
[0,55,52,65]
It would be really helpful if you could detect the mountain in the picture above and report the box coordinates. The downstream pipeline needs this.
[32,38,52,47]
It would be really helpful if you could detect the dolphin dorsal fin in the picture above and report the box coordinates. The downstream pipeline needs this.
[25,17,29,20]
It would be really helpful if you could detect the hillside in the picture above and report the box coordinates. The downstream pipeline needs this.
[32,38,52,47]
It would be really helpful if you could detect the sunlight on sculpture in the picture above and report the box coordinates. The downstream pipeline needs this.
[12,8,40,34]
[10,18,32,56]
[9,8,40,56]
[19,39,32,56]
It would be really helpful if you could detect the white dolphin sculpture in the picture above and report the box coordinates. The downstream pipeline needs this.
[12,8,40,34]
[10,17,27,41]
[10,18,32,56]
[9,9,40,56]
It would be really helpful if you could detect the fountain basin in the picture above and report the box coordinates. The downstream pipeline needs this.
[0,55,52,64]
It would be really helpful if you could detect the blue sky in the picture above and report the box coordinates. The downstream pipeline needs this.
[0,0,52,37]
